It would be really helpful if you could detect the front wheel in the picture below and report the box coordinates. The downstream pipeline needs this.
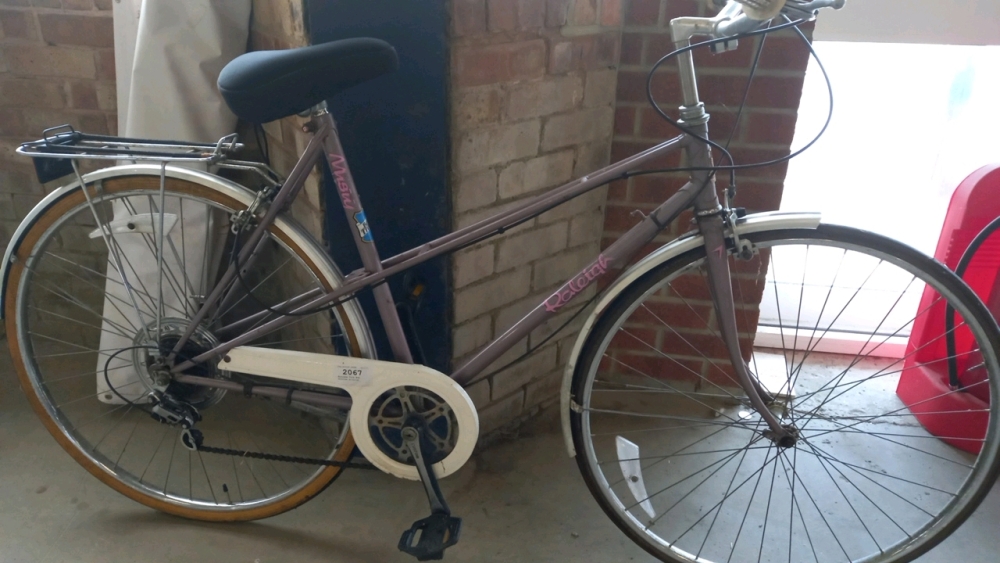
[570,224,1000,563]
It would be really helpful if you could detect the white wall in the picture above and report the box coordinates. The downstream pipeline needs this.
[816,0,1000,45]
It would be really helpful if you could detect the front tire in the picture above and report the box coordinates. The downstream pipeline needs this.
[570,224,1000,563]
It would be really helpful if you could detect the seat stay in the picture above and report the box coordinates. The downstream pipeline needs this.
[167,122,327,362]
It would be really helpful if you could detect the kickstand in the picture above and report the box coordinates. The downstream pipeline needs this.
[398,415,462,561]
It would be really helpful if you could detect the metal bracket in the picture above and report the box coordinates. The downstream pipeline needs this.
[724,208,757,260]
[230,184,277,234]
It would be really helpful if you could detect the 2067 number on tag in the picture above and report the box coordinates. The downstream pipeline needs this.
[336,366,371,386]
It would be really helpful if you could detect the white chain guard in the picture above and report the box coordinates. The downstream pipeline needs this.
[221,347,479,480]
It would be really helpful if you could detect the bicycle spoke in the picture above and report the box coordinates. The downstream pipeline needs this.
[791,315,966,409]
[658,283,746,387]
[91,405,134,452]
[138,426,172,484]
[792,348,978,405]
[661,434,779,551]
[757,439,782,563]
[799,409,976,469]
[43,364,130,385]
[599,444,773,466]
[119,197,192,317]
[29,331,106,352]
[226,432,246,504]
[113,412,143,471]
[782,248,847,399]
[39,253,163,325]
[780,449,819,563]
[635,446,748,518]
[800,438,942,516]
[30,306,131,339]
[638,302,740,389]
[590,421,739,436]
[234,432,269,498]
[75,176,151,338]
[786,448,853,562]
[194,449,220,505]
[726,442,777,563]
[32,278,140,335]
[144,194,199,314]
[605,355,745,426]
[694,427,759,559]
[797,275,917,431]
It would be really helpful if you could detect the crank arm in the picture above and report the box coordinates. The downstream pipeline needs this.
[398,416,462,561]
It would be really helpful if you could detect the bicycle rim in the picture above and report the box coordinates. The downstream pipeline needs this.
[5,175,371,520]
[571,224,1000,563]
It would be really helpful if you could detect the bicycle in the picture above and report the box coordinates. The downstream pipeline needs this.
[4,1,999,561]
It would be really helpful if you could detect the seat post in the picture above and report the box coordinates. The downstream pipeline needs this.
[316,109,415,364]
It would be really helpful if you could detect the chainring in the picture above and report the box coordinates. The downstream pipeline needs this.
[368,386,459,465]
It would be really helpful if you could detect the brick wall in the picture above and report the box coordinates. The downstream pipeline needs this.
[448,0,625,436]
[0,0,116,255]
[602,0,811,382]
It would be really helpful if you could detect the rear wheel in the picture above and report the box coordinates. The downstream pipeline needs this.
[570,224,1000,563]
[5,174,373,521]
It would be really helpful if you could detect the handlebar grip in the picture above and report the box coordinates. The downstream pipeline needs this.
[735,0,787,20]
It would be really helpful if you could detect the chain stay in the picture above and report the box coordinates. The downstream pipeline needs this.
[182,428,377,470]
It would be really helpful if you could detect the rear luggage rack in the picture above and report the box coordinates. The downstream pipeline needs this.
[17,124,280,186]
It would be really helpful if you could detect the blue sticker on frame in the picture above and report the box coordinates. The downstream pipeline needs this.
[354,211,373,242]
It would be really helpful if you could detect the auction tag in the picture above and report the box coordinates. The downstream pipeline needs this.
[336,365,371,386]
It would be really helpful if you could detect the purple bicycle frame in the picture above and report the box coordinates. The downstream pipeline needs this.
[168,106,786,437]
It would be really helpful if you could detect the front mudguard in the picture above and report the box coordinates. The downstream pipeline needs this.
[559,211,822,456]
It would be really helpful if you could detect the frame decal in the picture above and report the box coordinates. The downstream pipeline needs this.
[545,254,609,313]
[329,153,355,211]
[354,211,373,242]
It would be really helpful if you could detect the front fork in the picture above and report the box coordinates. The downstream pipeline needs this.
[683,109,788,440]
[698,213,786,435]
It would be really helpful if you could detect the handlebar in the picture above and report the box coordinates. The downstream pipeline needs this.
[677,0,845,45]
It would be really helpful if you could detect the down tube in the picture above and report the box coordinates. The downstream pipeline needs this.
[451,178,707,385]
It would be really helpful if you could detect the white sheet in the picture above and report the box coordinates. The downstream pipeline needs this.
[99,0,251,403]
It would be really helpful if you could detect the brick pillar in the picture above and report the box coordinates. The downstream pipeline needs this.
[604,0,812,380]
[610,0,810,248]
[449,0,624,435]
[0,0,116,255]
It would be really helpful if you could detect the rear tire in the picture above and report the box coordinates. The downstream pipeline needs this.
[5,174,373,521]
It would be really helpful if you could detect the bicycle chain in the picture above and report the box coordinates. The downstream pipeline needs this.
[187,431,378,470]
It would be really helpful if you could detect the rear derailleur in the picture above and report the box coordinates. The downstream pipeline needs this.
[148,391,203,448]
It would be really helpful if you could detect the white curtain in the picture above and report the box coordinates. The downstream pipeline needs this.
[99,0,251,403]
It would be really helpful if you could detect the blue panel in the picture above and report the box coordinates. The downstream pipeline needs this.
[306,0,451,370]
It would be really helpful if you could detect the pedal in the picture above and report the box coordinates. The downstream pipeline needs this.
[398,415,463,561]
[398,513,462,561]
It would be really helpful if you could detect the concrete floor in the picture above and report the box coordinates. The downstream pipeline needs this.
[1,346,999,563]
